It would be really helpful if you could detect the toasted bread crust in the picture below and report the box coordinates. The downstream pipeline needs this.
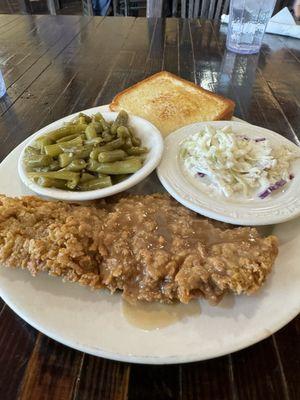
[110,71,235,121]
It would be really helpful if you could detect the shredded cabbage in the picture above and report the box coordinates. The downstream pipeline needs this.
[180,125,298,198]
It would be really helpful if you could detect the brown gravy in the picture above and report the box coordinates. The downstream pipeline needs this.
[122,300,201,330]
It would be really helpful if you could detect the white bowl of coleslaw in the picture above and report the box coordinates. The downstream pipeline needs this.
[157,120,300,225]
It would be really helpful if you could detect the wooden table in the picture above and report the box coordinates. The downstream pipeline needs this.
[0,14,299,400]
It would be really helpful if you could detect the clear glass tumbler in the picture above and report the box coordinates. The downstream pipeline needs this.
[226,0,276,54]
[0,70,6,98]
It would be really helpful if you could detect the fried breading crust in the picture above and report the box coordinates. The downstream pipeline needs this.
[0,194,278,304]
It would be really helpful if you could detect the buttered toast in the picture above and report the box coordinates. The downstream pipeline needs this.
[110,71,235,137]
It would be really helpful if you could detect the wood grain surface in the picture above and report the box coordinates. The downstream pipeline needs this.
[0,15,299,400]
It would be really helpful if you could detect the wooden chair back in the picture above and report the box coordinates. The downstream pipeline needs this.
[175,0,229,19]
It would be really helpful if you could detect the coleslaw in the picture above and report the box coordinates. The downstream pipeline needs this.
[180,125,298,199]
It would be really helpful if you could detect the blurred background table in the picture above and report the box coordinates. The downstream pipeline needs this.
[0,14,299,400]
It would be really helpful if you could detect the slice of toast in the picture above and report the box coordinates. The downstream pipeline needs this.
[110,71,235,137]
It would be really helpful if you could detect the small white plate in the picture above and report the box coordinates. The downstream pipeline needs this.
[18,108,163,201]
[157,121,300,226]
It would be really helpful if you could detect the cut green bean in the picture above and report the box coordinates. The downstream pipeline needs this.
[102,131,114,142]
[56,133,82,143]
[78,176,112,191]
[112,174,130,184]
[99,137,124,151]
[28,170,80,181]
[58,135,84,152]
[79,172,95,183]
[66,176,80,190]
[45,124,87,141]
[58,153,74,168]
[44,143,63,157]
[98,149,126,163]
[34,161,61,172]
[84,137,104,146]
[128,127,141,146]
[65,159,86,171]
[94,158,142,175]
[85,125,98,140]
[34,136,54,149]
[111,111,129,134]
[24,146,41,157]
[24,155,53,168]
[90,147,101,161]
[126,146,148,156]
[36,177,67,189]
[122,136,133,150]
[86,159,100,172]
[78,113,92,123]
[116,126,130,139]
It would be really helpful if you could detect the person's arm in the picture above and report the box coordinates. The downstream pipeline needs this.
[294,0,300,19]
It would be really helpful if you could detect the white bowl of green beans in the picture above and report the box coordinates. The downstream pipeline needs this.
[18,108,164,201]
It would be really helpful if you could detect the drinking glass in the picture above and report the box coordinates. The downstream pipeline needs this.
[0,70,6,98]
[226,0,276,54]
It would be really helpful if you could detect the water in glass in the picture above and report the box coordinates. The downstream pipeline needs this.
[226,0,276,54]
[0,70,6,98]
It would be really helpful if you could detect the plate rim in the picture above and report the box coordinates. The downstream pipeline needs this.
[0,277,299,365]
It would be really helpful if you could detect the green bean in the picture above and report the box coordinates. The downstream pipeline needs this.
[78,113,92,123]
[111,110,129,134]
[112,174,130,184]
[94,158,142,175]
[34,136,54,149]
[126,146,148,156]
[34,160,61,172]
[78,116,86,125]
[85,125,98,140]
[78,176,112,191]
[93,112,105,122]
[24,155,53,168]
[86,159,100,172]
[128,127,141,146]
[36,177,67,189]
[56,133,82,143]
[102,131,114,142]
[44,143,64,157]
[65,159,86,171]
[98,149,126,163]
[116,126,130,140]
[84,137,104,146]
[126,155,147,162]
[58,153,74,168]
[45,124,87,141]
[29,170,80,190]
[28,170,80,181]
[90,147,101,161]
[99,137,124,151]
[73,145,93,159]
[79,172,95,183]
[90,121,103,134]
[58,146,92,167]
[58,135,84,152]
[122,136,133,150]
[66,176,80,190]
[24,146,40,157]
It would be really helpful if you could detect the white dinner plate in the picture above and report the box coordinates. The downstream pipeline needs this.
[157,120,300,226]
[0,108,299,364]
